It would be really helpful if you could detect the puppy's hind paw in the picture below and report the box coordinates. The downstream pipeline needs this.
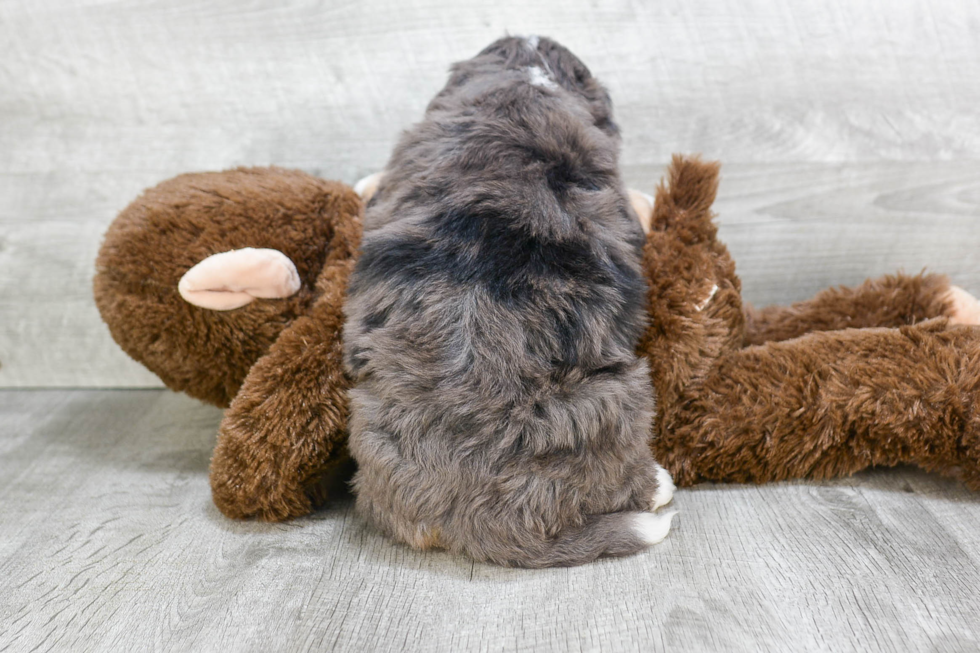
[651,463,676,511]
[632,510,677,545]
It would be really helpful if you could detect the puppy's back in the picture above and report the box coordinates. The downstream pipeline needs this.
[344,36,671,567]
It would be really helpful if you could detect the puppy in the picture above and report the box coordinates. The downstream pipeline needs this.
[343,36,675,568]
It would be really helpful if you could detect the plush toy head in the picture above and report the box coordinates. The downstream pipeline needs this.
[94,167,362,407]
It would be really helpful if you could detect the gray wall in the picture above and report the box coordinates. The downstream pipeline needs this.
[2,0,978,387]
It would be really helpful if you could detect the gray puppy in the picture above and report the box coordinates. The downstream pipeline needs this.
[343,36,675,568]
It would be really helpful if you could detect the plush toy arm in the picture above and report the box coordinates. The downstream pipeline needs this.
[643,155,980,492]
[206,178,364,521]
[209,258,356,521]
[742,272,975,345]
[654,319,980,491]
[638,155,746,408]
[628,189,654,233]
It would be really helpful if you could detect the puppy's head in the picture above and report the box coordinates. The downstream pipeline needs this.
[436,36,617,137]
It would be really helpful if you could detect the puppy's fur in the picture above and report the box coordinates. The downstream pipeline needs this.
[343,36,672,567]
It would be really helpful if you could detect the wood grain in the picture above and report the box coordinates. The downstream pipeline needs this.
[3,0,980,174]
[1,389,979,652]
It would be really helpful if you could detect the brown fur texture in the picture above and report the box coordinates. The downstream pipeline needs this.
[641,155,980,490]
[744,272,955,345]
[209,216,361,520]
[95,166,363,520]
[94,167,359,407]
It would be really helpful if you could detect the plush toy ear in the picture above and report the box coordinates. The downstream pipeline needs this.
[628,189,653,233]
[947,285,980,325]
[178,247,301,310]
[354,172,383,202]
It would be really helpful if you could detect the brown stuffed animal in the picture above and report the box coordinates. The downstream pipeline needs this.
[94,156,980,523]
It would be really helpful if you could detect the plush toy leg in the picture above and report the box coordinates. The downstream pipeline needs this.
[654,320,980,490]
[743,272,969,345]
[641,155,980,491]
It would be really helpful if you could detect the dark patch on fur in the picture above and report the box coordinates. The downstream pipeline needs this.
[586,361,629,377]
[362,306,390,332]
[545,158,603,195]
[352,208,638,306]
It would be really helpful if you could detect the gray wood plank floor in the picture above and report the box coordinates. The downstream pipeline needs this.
[2,389,979,652]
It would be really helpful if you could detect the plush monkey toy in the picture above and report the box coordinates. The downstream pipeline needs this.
[94,156,980,522]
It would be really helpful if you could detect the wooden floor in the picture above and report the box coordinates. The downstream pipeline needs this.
[2,389,979,652]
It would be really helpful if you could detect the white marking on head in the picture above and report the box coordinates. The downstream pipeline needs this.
[523,35,556,79]
[526,65,557,89]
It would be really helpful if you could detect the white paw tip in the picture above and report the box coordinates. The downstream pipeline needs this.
[633,510,677,545]
[651,464,676,511]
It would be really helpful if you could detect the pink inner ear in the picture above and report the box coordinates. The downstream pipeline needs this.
[628,189,653,234]
[178,248,301,310]
[947,285,980,326]
[354,171,383,201]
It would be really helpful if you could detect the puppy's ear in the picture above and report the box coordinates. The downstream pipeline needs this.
[354,172,384,203]
[628,189,653,233]
[178,248,301,310]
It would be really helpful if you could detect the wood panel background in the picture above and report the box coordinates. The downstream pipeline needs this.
[1,0,979,385]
